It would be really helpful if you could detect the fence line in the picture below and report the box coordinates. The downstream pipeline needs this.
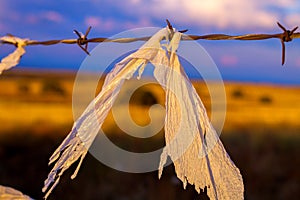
[1,20,299,65]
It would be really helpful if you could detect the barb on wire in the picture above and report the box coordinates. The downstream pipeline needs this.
[73,26,91,55]
[0,20,299,71]
[166,19,188,35]
[277,22,298,65]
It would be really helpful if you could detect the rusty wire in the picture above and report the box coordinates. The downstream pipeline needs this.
[1,20,299,65]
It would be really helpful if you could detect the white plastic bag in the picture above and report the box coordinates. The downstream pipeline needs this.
[0,36,27,74]
[43,28,244,200]
[0,185,33,200]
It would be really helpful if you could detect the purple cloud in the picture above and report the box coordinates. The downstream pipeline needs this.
[100,0,298,31]
[285,13,300,27]
[84,16,154,33]
[84,17,115,32]
[220,55,238,66]
[296,58,300,68]
[43,11,64,23]
[24,11,64,25]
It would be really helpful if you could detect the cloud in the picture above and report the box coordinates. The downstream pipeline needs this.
[43,11,63,23]
[25,14,39,24]
[84,17,115,31]
[0,1,7,18]
[24,11,64,25]
[285,14,300,27]
[220,55,238,66]
[296,58,300,68]
[84,16,153,32]
[179,0,276,29]
[0,2,20,25]
[104,0,299,31]
[3,0,299,35]
[0,0,64,25]
[0,22,6,32]
[123,17,153,29]
[85,17,101,27]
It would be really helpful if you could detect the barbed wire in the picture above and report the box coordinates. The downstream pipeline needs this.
[1,20,299,65]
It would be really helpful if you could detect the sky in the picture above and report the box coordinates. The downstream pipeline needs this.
[0,0,300,84]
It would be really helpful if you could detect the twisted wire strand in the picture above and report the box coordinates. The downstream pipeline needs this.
[0,21,299,65]
[9,32,298,46]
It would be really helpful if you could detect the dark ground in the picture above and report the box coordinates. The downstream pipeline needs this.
[0,124,299,200]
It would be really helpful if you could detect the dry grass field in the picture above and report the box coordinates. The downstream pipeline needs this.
[0,69,299,199]
[1,70,300,133]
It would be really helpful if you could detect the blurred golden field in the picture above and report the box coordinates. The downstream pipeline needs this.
[0,69,299,199]
[1,69,300,134]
